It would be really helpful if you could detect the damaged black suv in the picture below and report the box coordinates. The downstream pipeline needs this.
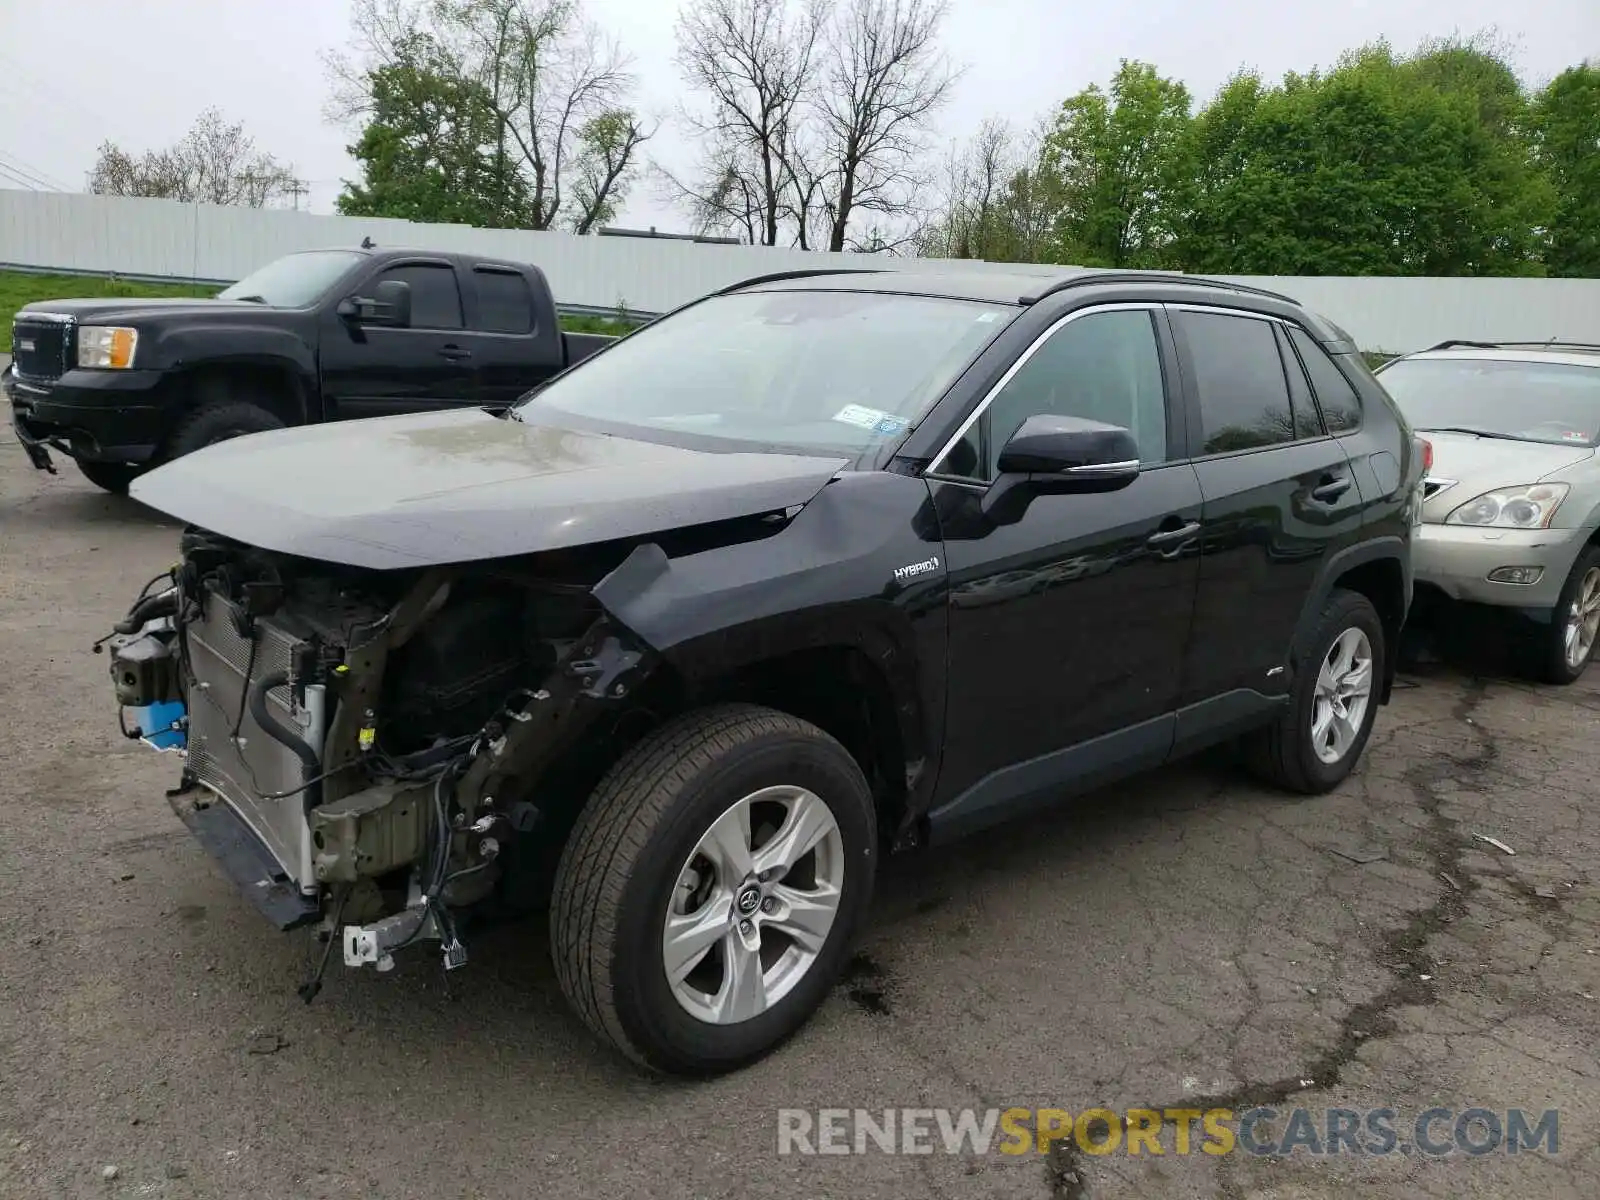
[106,267,1421,1076]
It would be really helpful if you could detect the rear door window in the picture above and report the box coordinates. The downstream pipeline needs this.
[473,269,535,334]
[1178,311,1299,454]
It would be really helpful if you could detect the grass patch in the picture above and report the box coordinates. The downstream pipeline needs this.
[0,269,636,352]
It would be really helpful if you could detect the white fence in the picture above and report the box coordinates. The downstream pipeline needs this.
[3,188,1598,353]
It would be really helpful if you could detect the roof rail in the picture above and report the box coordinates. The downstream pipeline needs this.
[712,267,885,296]
[1018,271,1300,306]
[1420,338,1600,354]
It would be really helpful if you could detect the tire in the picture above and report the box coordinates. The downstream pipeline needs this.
[1527,544,1600,685]
[551,703,877,1076]
[74,460,141,495]
[163,398,286,460]
[1247,588,1386,794]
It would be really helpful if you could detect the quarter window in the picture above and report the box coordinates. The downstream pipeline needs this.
[1289,326,1363,433]
[375,263,463,330]
[474,268,535,334]
[940,308,1169,481]
[1179,311,1299,454]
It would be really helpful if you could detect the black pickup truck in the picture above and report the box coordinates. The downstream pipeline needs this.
[5,247,615,492]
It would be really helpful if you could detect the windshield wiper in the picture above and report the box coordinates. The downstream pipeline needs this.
[1415,426,1525,441]
[229,294,268,304]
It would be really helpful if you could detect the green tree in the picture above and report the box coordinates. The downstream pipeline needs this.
[1531,62,1600,277]
[1037,60,1194,267]
[330,0,651,233]
[1177,40,1552,276]
[337,35,530,227]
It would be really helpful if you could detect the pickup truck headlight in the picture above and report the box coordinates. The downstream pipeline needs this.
[1445,483,1569,529]
[77,326,139,369]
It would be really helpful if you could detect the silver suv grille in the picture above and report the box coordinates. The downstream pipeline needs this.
[184,590,327,891]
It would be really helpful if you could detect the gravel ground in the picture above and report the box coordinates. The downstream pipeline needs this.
[1,434,1597,1200]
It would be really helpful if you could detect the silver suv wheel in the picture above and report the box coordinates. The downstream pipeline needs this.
[1312,627,1374,764]
[664,785,845,1025]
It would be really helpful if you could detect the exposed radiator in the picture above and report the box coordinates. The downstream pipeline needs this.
[184,590,327,893]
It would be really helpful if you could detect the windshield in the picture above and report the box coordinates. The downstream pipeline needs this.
[516,288,1016,458]
[216,250,366,307]
[1378,356,1600,446]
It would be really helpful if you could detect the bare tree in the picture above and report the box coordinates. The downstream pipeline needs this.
[328,0,652,231]
[668,0,823,245]
[87,109,299,206]
[811,0,958,251]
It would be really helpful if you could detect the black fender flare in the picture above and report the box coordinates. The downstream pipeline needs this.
[591,546,936,792]
[1289,535,1411,698]
[146,327,318,422]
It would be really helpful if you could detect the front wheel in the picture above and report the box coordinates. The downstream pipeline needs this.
[1247,588,1385,794]
[1528,544,1600,685]
[551,704,877,1076]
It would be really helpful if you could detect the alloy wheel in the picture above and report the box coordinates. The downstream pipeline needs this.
[1563,567,1600,671]
[1312,627,1373,765]
[663,785,845,1025]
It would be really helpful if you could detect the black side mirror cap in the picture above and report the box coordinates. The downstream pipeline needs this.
[980,415,1141,525]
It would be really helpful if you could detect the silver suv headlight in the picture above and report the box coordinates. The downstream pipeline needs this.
[1444,483,1569,530]
[77,326,139,369]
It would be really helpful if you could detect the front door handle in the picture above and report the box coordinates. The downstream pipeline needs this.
[1311,474,1352,502]
[1147,520,1201,547]
[438,344,472,361]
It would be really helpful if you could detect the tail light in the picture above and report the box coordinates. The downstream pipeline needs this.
[1417,436,1434,474]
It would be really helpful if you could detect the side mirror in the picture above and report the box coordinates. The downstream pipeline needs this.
[336,279,412,327]
[981,414,1141,525]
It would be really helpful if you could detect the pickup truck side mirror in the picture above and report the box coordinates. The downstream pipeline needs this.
[336,279,412,328]
[980,414,1141,526]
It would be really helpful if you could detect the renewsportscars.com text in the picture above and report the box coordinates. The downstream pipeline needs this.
[776,1106,1560,1158]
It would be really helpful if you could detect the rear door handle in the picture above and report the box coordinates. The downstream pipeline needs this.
[1311,474,1352,502]
[1147,520,1201,547]
[438,344,472,361]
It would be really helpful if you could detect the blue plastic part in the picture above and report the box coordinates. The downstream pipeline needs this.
[130,700,187,751]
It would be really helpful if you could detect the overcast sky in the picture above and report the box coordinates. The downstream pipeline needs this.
[1,0,1595,234]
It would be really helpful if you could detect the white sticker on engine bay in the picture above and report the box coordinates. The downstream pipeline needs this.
[833,403,909,437]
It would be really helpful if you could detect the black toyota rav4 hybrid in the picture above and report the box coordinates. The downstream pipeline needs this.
[106,267,1423,1076]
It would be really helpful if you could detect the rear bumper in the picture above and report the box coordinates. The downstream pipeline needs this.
[1413,522,1586,610]
[5,364,169,467]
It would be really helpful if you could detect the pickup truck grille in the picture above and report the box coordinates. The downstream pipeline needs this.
[184,589,327,892]
[11,316,74,381]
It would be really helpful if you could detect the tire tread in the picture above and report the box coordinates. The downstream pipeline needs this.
[550,703,843,1069]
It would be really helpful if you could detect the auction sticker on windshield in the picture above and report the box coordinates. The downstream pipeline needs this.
[834,404,909,437]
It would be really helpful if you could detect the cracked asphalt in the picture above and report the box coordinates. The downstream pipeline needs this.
[2,440,1597,1200]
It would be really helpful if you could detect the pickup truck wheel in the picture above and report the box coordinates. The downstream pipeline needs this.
[551,703,877,1076]
[1246,588,1385,795]
[164,399,286,460]
[74,460,141,495]
[1526,545,1600,685]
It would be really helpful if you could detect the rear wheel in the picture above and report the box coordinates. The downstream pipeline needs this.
[74,460,141,495]
[1247,588,1385,794]
[1528,545,1600,685]
[164,398,286,460]
[551,703,877,1076]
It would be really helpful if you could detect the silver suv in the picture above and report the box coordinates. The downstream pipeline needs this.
[1375,341,1600,683]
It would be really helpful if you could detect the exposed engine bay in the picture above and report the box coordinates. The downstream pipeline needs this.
[104,526,661,1000]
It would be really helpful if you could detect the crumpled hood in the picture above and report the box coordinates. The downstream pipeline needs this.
[130,408,849,570]
[1421,431,1594,521]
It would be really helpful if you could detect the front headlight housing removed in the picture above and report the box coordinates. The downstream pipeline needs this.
[77,326,138,369]
[1445,482,1569,530]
